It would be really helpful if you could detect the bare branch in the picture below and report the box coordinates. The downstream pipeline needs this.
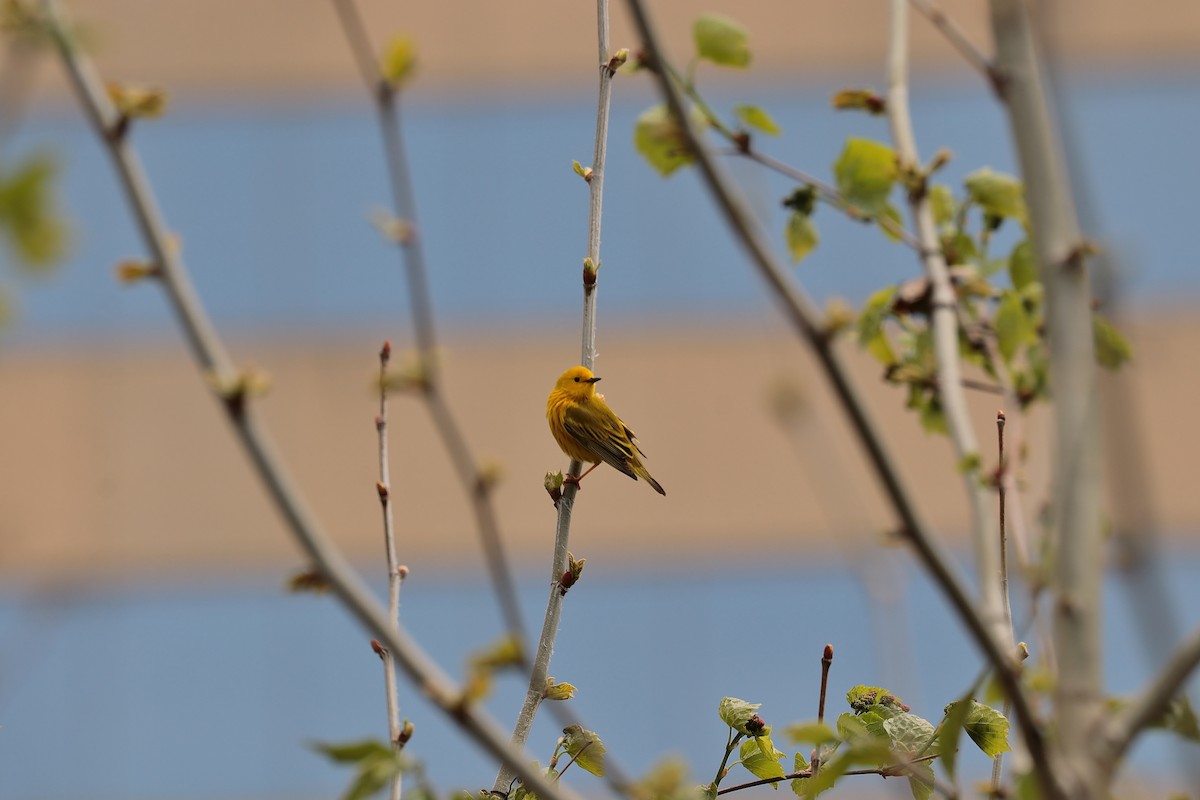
[330,0,526,644]
[909,0,994,81]
[989,1,1102,795]
[40,3,577,797]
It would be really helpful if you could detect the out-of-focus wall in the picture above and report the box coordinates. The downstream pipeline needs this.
[14,0,1200,100]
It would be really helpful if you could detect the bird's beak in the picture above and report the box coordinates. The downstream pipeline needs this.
[586,376,602,383]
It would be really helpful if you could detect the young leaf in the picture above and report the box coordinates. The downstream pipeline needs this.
[561,724,607,777]
[734,103,781,135]
[905,761,935,800]
[962,702,1010,757]
[738,736,786,781]
[0,155,68,268]
[719,697,762,735]
[343,755,403,800]
[856,287,898,367]
[830,88,886,115]
[634,105,697,177]
[693,14,750,68]
[783,721,839,746]
[1092,312,1132,370]
[882,713,936,755]
[929,184,955,227]
[994,290,1035,363]
[876,202,905,242]
[786,211,819,264]
[834,139,898,216]
[1008,240,1038,291]
[964,167,1027,224]
[937,697,975,781]
[312,739,394,764]
[846,685,907,713]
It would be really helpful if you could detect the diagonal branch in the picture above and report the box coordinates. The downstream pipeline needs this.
[623,0,1051,785]
[330,0,525,644]
[908,0,995,82]
[39,2,576,797]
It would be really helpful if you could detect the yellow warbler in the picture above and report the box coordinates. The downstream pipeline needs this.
[546,365,665,495]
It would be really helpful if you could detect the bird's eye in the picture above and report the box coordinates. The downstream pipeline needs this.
[573,376,580,382]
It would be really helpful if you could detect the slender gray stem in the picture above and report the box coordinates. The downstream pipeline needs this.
[376,343,404,800]
[494,1,615,792]
[908,0,994,80]
[885,0,1010,689]
[989,2,1101,796]
[330,0,525,644]
[40,4,577,797]
[992,412,1012,790]
[623,0,1052,784]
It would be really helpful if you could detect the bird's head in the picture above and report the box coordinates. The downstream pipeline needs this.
[555,365,601,397]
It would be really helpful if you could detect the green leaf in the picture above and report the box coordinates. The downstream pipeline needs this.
[734,103,780,135]
[784,722,839,746]
[906,761,935,800]
[1092,312,1132,370]
[937,697,975,781]
[882,713,937,755]
[857,287,898,366]
[738,735,786,781]
[312,739,394,764]
[561,724,606,777]
[846,685,906,713]
[859,706,901,741]
[343,755,402,800]
[964,167,1027,224]
[1008,240,1038,291]
[693,14,750,67]
[0,154,68,269]
[929,184,955,227]
[634,105,697,177]
[1152,696,1200,742]
[718,697,762,735]
[834,138,898,216]
[994,290,1036,364]
[785,211,819,264]
[836,712,869,742]
[962,702,1010,758]
[830,88,886,115]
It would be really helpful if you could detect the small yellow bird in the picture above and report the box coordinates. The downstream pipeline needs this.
[546,365,665,495]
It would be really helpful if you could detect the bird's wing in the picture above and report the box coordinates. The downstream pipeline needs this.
[562,402,639,479]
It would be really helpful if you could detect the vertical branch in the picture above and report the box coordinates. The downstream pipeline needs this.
[622,0,1055,788]
[991,410,1012,789]
[38,3,582,797]
[375,341,405,800]
[330,0,525,644]
[885,0,1010,665]
[494,2,616,792]
[989,2,1102,795]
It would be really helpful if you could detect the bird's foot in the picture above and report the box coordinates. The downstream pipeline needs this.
[562,474,584,490]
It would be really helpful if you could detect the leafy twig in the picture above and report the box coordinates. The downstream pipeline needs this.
[715,753,942,796]
[908,0,995,83]
[330,0,525,644]
[40,3,577,797]
[624,0,1052,786]
[989,2,1101,795]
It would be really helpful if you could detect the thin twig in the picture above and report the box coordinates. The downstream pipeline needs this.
[376,341,404,800]
[737,148,923,251]
[330,0,525,644]
[908,0,995,81]
[715,753,942,796]
[623,0,1052,784]
[39,4,577,797]
[991,410,1012,790]
[989,1,1101,795]
[493,0,617,792]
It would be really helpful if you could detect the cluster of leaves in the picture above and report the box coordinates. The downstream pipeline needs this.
[702,688,1007,800]
[312,739,438,800]
[631,12,1132,438]
[509,724,608,800]
[0,154,69,326]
